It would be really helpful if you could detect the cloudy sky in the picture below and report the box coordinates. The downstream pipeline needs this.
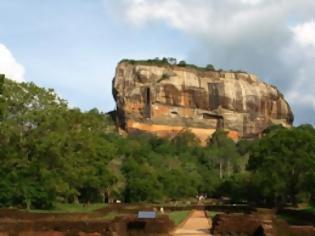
[0,0,315,125]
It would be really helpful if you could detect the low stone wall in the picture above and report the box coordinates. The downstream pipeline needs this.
[211,214,262,236]
[94,203,254,214]
[0,209,174,236]
[115,215,174,236]
[290,226,315,236]
[204,205,255,214]
[211,212,315,236]
[0,221,114,236]
[277,208,315,226]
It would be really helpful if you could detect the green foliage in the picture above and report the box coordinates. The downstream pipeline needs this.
[0,78,116,209]
[0,74,4,91]
[119,58,219,71]
[172,129,200,150]
[208,129,244,178]
[177,60,187,67]
[120,132,205,202]
[0,74,4,119]
[0,78,230,208]
[216,173,251,203]
[2,77,315,209]
[247,125,315,206]
[119,58,171,67]
[29,203,106,213]
[0,77,250,208]
[167,210,190,225]
[156,72,171,83]
[206,64,215,70]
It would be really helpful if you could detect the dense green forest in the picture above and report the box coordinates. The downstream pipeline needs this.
[1,75,315,209]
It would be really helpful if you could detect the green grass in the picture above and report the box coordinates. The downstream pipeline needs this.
[167,211,190,226]
[207,211,220,218]
[305,206,315,214]
[102,211,127,220]
[28,203,106,213]
[277,213,301,225]
[277,206,315,226]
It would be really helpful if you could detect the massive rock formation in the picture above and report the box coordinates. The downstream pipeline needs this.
[112,60,293,143]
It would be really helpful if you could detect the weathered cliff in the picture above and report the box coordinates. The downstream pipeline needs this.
[112,60,293,143]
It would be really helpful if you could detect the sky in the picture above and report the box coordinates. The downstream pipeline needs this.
[0,0,315,125]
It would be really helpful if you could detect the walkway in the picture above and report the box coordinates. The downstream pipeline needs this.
[173,210,212,236]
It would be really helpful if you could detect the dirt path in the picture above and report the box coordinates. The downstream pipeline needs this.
[173,210,212,236]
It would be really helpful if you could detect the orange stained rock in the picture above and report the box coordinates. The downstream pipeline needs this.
[125,102,144,113]
[152,104,172,117]
[126,120,217,145]
[227,130,240,141]
[113,62,294,141]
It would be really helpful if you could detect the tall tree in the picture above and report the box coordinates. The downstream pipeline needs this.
[208,129,241,179]
[0,74,4,120]
[248,125,315,206]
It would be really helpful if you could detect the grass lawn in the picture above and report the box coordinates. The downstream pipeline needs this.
[28,203,106,213]
[277,213,298,225]
[305,206,315,214]
[277,206,315,226]
[102,211,129,220]
[167,211,190,226]
[207,211,220,218]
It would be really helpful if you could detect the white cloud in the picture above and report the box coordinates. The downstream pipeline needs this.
[123,0,211,32]
[287,91,315,110]
[0,43,25,82]
[240,0,263,5]
[112,0,287,34]
[292,20,315,47]
[282,29,315,114]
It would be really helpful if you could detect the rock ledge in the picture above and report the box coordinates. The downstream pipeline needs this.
[112,60,293,143]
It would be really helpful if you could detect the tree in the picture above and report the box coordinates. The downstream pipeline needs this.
[206,64,215,70]
[6,75,315,209]
[172,129,200,151]
[167,57,177,65]
[216,173,250,203]
[123,157,163,202]
[247,125,315,206]
[178,60,187,67]
[162,57,169,64]
[0,78,118,208]
[0,74,4,120]
[208,130,242,179]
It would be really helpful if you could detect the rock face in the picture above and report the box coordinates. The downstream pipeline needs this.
[112,60,293,143]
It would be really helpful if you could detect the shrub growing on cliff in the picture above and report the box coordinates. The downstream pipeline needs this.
[177,60,187,67]
[206,64,215,70]
[119,58,221,71]
[119,58,171,67]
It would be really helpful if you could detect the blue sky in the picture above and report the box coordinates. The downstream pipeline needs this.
[0,0,194,111]
[1,0,315,125]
